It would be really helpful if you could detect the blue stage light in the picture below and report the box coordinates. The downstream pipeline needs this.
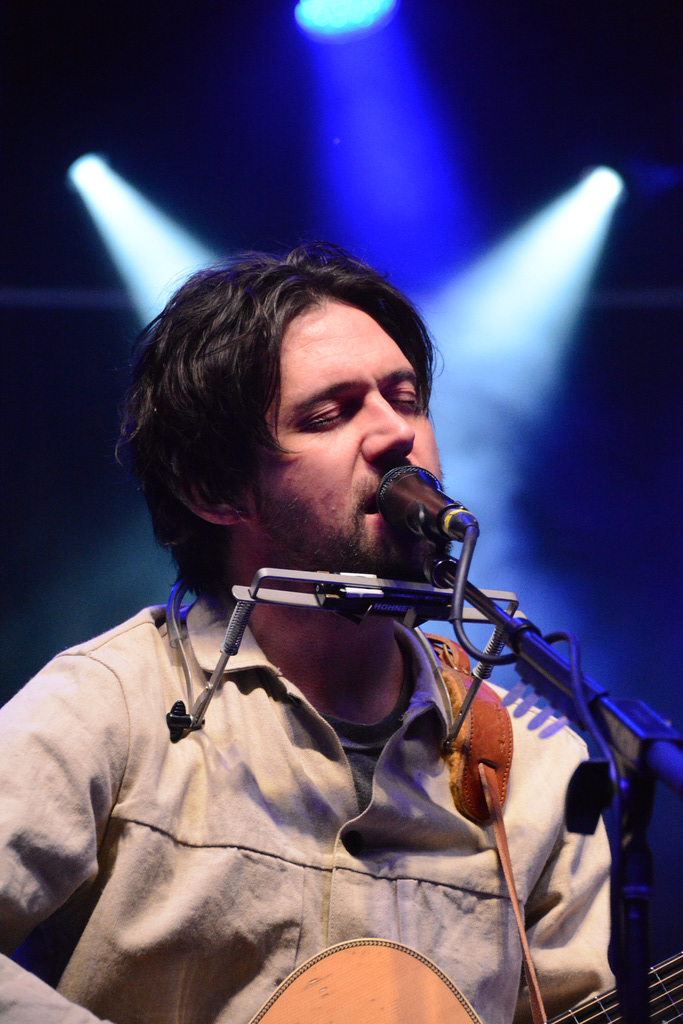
[308,13,472,289]
[295,0,399,42]
[67,154,217,324]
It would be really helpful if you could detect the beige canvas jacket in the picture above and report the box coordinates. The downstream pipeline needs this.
[0,598,613,1024]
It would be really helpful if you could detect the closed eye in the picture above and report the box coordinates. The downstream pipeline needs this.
[304,412,342,431]
[384,385,420,412]
[301,396,363,432]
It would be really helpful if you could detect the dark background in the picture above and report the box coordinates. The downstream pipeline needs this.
[2,0,682,972]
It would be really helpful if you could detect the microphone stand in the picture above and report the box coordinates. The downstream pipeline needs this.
[449,561,683,1024]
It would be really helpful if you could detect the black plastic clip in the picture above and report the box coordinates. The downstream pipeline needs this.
[166,699,193,743]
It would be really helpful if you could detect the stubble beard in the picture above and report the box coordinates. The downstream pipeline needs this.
[253,485,433,583]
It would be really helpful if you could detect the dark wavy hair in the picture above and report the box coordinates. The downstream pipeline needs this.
[119,242,435,594]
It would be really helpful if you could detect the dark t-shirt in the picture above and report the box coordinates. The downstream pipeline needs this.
[322,670,413,812]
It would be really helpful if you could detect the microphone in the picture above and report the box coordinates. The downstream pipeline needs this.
[377,465,478,543]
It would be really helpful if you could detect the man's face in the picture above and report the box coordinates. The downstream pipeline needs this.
[242,300,442,581]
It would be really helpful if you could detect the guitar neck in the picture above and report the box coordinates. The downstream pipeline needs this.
[551,951,683,1024]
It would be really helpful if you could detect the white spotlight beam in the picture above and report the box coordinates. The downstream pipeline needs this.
[68,155,218,324]
[427,167,625,419]
[419,168,625,627]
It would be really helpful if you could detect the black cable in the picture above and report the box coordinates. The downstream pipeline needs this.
[448,525,518,666]
[544,630,619,785]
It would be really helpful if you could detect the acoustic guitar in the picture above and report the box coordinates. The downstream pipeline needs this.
[250,938,683,1024]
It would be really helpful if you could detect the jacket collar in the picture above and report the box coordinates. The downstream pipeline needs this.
[186,595,274,674]
[185,595,452,735]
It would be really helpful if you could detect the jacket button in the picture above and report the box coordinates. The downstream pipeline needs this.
[342,830,364,856]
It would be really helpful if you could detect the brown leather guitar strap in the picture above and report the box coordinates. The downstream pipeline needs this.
[479,763,547,1024]
[427,634,548,1024]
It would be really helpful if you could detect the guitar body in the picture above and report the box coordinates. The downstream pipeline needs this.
[251,939,683,1024]
[250,938,481,1024]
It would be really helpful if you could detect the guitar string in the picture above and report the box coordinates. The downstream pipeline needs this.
[548,961,683,1024]
[560,987,683,1024]
[570,953,683,1020]
[555,986,683,1024]
[567,980,683,1024]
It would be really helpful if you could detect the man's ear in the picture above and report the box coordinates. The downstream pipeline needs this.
[190,505,246,526]
[184,484,255,526]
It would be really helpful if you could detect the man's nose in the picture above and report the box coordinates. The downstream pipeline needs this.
[360,395,415,465]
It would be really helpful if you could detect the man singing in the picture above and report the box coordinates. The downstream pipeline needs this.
[0,243,612,1023]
